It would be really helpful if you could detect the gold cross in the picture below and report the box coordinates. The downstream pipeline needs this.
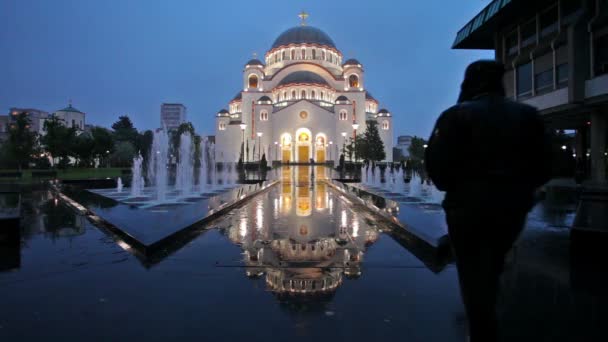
[298,11,309,26]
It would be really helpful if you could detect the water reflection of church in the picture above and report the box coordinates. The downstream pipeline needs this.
[225,166,379,296]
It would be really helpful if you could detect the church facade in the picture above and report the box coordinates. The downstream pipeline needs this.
[215,17,393,163]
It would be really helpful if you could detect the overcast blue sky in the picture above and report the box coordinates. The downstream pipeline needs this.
[0,0,492,140]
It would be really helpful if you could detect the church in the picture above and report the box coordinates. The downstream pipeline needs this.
[215,13,393,163]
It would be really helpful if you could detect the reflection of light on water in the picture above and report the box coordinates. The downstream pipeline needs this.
[341,209,347,228]
[256,201,264,231]
[117,240,132,251]
[273,198,279,220]
[352,217,359,238]
[240,217,247,238]
[329,198,333,215]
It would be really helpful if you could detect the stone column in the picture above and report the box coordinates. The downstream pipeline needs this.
[590,109,607,183]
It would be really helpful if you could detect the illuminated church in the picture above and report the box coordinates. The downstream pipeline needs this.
[215,12,393,163]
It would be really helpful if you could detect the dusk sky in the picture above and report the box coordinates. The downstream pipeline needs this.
[0,0,492,140]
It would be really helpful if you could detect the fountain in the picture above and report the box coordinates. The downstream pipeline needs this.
[175,132,194,196]
[149,129,169,201]
[116,177,123,193]
[374,165,381,187]
[210,143,218,189]
[199,139,208,192]
[130,153,145,197]
[428,184,445,204]
[409,172,422,198]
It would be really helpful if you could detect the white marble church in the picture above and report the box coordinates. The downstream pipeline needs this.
[215,13,393,163]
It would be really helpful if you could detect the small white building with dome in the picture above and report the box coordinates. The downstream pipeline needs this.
[215,14,393,163]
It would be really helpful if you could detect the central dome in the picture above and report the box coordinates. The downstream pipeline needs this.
[271,26,336,49]
[277,71,329,87]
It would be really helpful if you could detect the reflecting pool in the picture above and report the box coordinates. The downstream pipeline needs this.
[0,167,468,341]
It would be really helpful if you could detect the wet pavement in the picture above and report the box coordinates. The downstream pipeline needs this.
[0,166,606,341]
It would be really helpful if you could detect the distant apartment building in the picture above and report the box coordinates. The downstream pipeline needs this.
[0,115,9,142]
[394,135,413,160]
[161,103,187,130]
[53,103,86,131]
[8,107,49,135]
[453,0,608,183]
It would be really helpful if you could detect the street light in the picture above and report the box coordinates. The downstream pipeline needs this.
[561,145,567,150]
[257,132,263,161]
[240,123,247,163]
[352,122,359,163]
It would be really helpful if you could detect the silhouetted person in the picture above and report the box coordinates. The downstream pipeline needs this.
[425,60,551,341]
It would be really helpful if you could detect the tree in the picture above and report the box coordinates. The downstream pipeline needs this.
[110,141,136,167]
[358,121,386,163]
[111,116,138,144]
[3,113,38,169]
[41,115,76,167]
[408,136,427,174]
[71,133,95,167]
[90,126,114,167]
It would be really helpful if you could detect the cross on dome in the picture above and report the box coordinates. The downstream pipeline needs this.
[298,11,309,26]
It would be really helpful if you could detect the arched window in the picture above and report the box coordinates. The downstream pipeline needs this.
[322,50,326,61]
[349,74,359,88]
[218,122,226,130]
[283,91,287,100]
[291,90,296,99]
[382,121,389,130]
[329,53,333,63]
[301,90,306,99]
[311,90,316,99]
[274,54,278,63]
[312,49,316,59]
[301,48,306,59]
[248,74,258,88]
[291,49,295,60]
[260,111,268,121]
[339,110,348,121]
[320,91,325,101]
[281,50,286,60]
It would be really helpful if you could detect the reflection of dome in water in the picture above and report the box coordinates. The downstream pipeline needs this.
[266,268,342,295]
[271,239,336,262]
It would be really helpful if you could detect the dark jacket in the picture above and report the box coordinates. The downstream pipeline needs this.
[425,94,552,210]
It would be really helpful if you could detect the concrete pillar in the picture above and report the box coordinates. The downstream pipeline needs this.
[590,110,607,183]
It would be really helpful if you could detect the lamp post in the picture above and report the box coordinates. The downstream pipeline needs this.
[257,132,263,161]
[274,141,278,162]
[239,123,246,163]
[341,132,347,158]
[352,122,360,163]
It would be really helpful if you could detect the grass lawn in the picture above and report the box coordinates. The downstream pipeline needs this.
[0,168,128,184]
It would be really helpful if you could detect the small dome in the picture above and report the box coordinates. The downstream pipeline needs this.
[378,108,389,114]
[335,95,349,103]
[57,104,84,114]
[217,109,230,117]
[277,71,328,87]
[365,91,377,102]
[343,59,361,67]
[271,26,336,49]
[257,96,272,104]
[245,59,264,67]
[230,92,242,102]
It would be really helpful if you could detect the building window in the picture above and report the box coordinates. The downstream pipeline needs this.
[535,69,553,94]
[312,49,316,59]
[283,91,287,100]
[517,62,533,98]
[382,121,389,130]
[281,50,286,60]
[260,111,268,121]
[339,110,348,121]
[248,74,258,88]
[540,5,558,37]
[292,90,296,99]
[301,90,306,99]
[557,63,569,88]
[311,90,316,99]
[301,48,306,59]
[594,35,608,76]
[322,50,326,61]
[291,49,295,60]
[218,122,226,130]
[349,74,359,88]
[505,30,518,56]
[520,18,536,48]
[320,91,325,101]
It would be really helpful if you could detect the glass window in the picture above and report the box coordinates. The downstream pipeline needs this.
[557,63,569,88]
[281,50,285,60]
[301,90,306,99]
[349,74,359,88]
[339,110,347,121]
[505,30,518,56]
[562,0,581,22]
[321,50,326,60]
[521,19,536,48]
[594,35,608,76]
[540,5,558,37]
[535,69,553,94]
[517,62,532,98]
[301,48,306,59]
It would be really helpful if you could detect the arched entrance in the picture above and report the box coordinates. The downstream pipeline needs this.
[281,133,292,163]
[295,128,312,163]
[315,134,327,163]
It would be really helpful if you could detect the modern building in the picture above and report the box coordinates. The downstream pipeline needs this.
[161,103,187,130]
[453,0,608,182]
[0,115,9,143]
[53,103,86,131]
[214,13,394,163]
[8,108,49,135]
[394,135,413,160]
